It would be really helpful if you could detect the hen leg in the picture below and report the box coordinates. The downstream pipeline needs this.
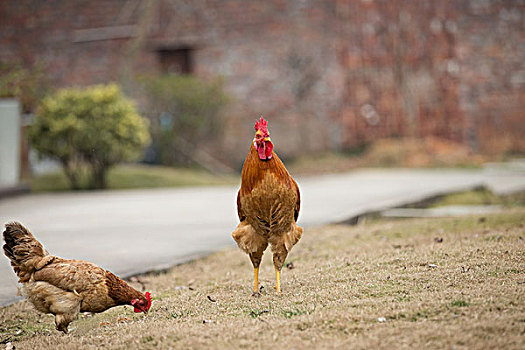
[55,314,70,334]
[49,290,81,334]
[54,309,79,334]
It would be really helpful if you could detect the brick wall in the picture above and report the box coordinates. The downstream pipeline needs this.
[1,0,523,164]
[456,0,525,155]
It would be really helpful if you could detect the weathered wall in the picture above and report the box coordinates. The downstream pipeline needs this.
[1,0,523,164]
[456,0,525,155]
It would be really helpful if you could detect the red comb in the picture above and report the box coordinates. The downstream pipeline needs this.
[254,116,269,136]
[145,291,152,311]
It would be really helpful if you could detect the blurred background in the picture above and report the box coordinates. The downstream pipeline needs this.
[0,0,524,191]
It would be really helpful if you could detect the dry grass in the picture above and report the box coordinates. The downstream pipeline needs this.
[1,209,524,349]
[289,137,489,176]
[362,137,487,168]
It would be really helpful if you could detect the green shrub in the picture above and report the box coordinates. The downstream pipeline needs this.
[30,84,150,189]
[140,74,229,166]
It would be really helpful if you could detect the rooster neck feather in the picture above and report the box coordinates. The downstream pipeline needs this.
[240,144,291,195]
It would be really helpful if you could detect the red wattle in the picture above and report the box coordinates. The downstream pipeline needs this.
[145,292,152,310]
[265,140,273,159]
[257,143,266,160]
[256,140,273,160]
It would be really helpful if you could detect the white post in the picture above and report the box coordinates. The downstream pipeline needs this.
[0,98,21,187]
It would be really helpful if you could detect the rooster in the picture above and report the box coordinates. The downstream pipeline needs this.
[3,222,152,333]
[232,116,303,295]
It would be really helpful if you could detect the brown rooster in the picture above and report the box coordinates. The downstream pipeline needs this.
[3,222,152,333]
[232,116,303,295]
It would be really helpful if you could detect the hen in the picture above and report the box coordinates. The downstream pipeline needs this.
[3,222,152,333]
[232,116,303,295]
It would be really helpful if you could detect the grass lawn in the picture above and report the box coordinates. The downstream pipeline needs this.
[1,207,524,349]
[29,164,237,192]
[425,187,525,208]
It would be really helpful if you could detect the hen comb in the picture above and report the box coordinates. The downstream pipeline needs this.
[254,116,269,135]
[145,291,152,311]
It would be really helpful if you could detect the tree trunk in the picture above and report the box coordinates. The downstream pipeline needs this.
[62,160,81,190]
[89,161,108,189]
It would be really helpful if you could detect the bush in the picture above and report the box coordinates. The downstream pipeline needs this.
[140,74,229,166]
[30,84,150,189]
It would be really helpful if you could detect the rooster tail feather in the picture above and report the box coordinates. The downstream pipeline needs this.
[3,222,49,282]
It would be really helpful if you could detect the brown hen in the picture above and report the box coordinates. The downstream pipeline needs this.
[3,222,151,333]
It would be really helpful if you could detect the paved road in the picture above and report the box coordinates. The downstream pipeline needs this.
[1,164,524,305]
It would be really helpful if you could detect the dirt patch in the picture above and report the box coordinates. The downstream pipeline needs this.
[1,209,524,349]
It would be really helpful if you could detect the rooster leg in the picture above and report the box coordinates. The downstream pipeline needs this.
[274,268,281,294]
[272,250,287,294]
[232,221,268,295]
[253,267,260,294]
[249,251,264,296]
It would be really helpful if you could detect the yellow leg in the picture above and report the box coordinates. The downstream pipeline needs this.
[253,267,259,294]
[275,267,281,294]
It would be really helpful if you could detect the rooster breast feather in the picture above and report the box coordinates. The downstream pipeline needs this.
[236,148,301,226]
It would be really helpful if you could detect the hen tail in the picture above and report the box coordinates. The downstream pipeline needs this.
[3,222,49,283]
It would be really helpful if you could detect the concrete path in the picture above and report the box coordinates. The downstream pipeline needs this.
[1,163,524,305]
